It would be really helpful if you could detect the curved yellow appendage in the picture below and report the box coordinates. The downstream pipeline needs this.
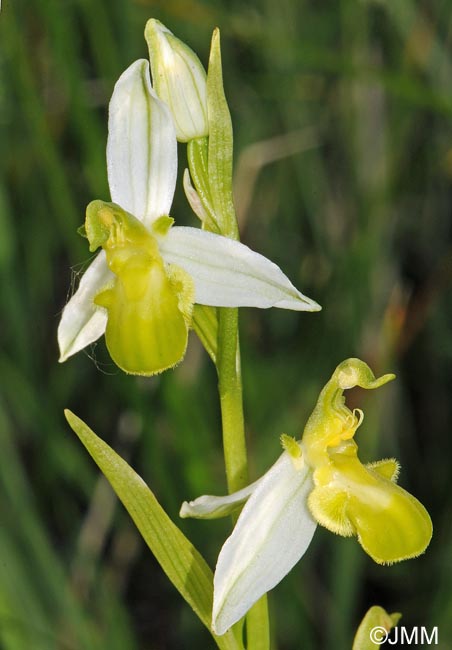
[87,200,194,375]
[302,359,395,468]
[302,359,432,564]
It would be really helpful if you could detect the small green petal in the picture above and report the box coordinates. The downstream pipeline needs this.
[152,215,175,237]
[280,434,303,460]
[191,304,218,363]
[77,224,87,239]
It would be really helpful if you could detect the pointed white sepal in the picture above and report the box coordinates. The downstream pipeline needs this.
[107,59,177,226]
[180,477,262,520]
[57,252,111,361]
[212,452,317,635]
[159,226,321,311]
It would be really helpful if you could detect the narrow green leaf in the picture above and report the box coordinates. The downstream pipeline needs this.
[64,410,241,650]
[192,304,218,364]
[206,29,238,240]
[187,138,221,233]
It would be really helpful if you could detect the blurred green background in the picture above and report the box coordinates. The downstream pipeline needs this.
[1,0,451,648]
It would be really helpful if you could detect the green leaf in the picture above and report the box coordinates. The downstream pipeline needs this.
[187,138,221,233]
[192,304,218,364]
[206,29,238,240]
[353,606,401,649]
[64,410,242,650]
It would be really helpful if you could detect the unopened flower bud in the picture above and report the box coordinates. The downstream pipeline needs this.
[145,19,208,142]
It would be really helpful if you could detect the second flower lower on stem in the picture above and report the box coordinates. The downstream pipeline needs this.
[181,358,433,634]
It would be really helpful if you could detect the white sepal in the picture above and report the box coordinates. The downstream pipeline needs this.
[159,226,321,311]
[212,453,317,635]
[57,252,111,361]
[107,59,177,227]
[180,477,261,520]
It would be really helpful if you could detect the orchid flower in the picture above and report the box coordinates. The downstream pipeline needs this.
[57,59,320,375]
[180,358,432,634]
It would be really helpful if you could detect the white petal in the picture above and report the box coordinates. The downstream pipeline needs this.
[212,453,317,635]
[159,227,321,311]
[107,59,177,226]
[180,477,261,520]
[58,252,111,361]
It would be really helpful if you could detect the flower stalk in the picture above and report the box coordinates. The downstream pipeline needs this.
[217,307,247,494]
[202,27,270,648]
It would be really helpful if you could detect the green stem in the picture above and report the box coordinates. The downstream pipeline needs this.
[245,597,270,650]
[217,307,247,494]
[216,308,270,650]
[201,28,270,649]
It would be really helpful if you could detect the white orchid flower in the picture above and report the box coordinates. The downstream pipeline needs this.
[181,359,432,635]
[57,59,320,375]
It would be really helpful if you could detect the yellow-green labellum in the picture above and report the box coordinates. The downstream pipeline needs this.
[308,445,432,563]
[87,200,194,375]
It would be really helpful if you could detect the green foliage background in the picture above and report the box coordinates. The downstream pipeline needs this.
[1,0,451,648]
